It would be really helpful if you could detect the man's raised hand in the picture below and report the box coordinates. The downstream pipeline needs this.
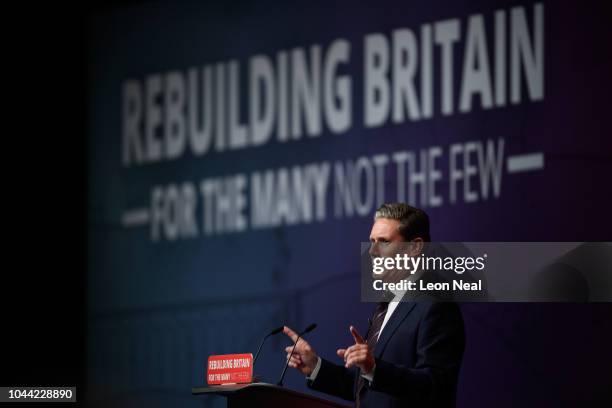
[337,325,375,374]
[283,326,319,376]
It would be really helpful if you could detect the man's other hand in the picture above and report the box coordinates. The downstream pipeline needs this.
[337,326,375,374]
[283,326,319,376]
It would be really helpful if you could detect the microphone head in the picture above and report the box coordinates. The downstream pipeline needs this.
[301,323,317,335]
[268,326,284,336]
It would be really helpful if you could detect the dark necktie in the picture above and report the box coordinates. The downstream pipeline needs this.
[355,301,389,407]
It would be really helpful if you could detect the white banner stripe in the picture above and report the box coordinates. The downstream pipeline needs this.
[122,208,150,227]
[507,153,545,173]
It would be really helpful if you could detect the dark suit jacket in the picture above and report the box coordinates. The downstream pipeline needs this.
[307,302,465,407]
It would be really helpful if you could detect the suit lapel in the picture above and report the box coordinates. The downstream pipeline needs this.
[373,301,417,359]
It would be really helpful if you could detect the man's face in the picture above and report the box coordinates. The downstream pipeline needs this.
[368,218,405,281]
[368,218,423,282]
[369,218,404,256]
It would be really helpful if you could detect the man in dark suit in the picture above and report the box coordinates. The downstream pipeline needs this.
[283,203,465,407]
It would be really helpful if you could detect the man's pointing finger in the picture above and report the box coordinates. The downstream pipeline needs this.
[350,325,365,344]
[283,326,299,342]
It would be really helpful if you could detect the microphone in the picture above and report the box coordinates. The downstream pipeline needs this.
[277,323,317,386]
[253,326,284,368]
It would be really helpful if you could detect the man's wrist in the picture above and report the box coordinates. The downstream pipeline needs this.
[361,362,376,382]
[306,356,322,380]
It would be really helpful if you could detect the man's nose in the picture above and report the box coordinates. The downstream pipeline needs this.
[369,242,380,257]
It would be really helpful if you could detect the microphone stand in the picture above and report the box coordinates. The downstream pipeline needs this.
[277,333,302,386]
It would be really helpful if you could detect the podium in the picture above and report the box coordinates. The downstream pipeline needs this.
[192,382,349,407]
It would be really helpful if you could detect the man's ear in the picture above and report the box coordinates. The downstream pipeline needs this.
[408,238,424,256]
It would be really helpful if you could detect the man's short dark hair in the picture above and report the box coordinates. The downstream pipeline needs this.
[374,203,431,242]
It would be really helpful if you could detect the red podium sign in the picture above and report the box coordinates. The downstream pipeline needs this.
[207,353,253,385]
